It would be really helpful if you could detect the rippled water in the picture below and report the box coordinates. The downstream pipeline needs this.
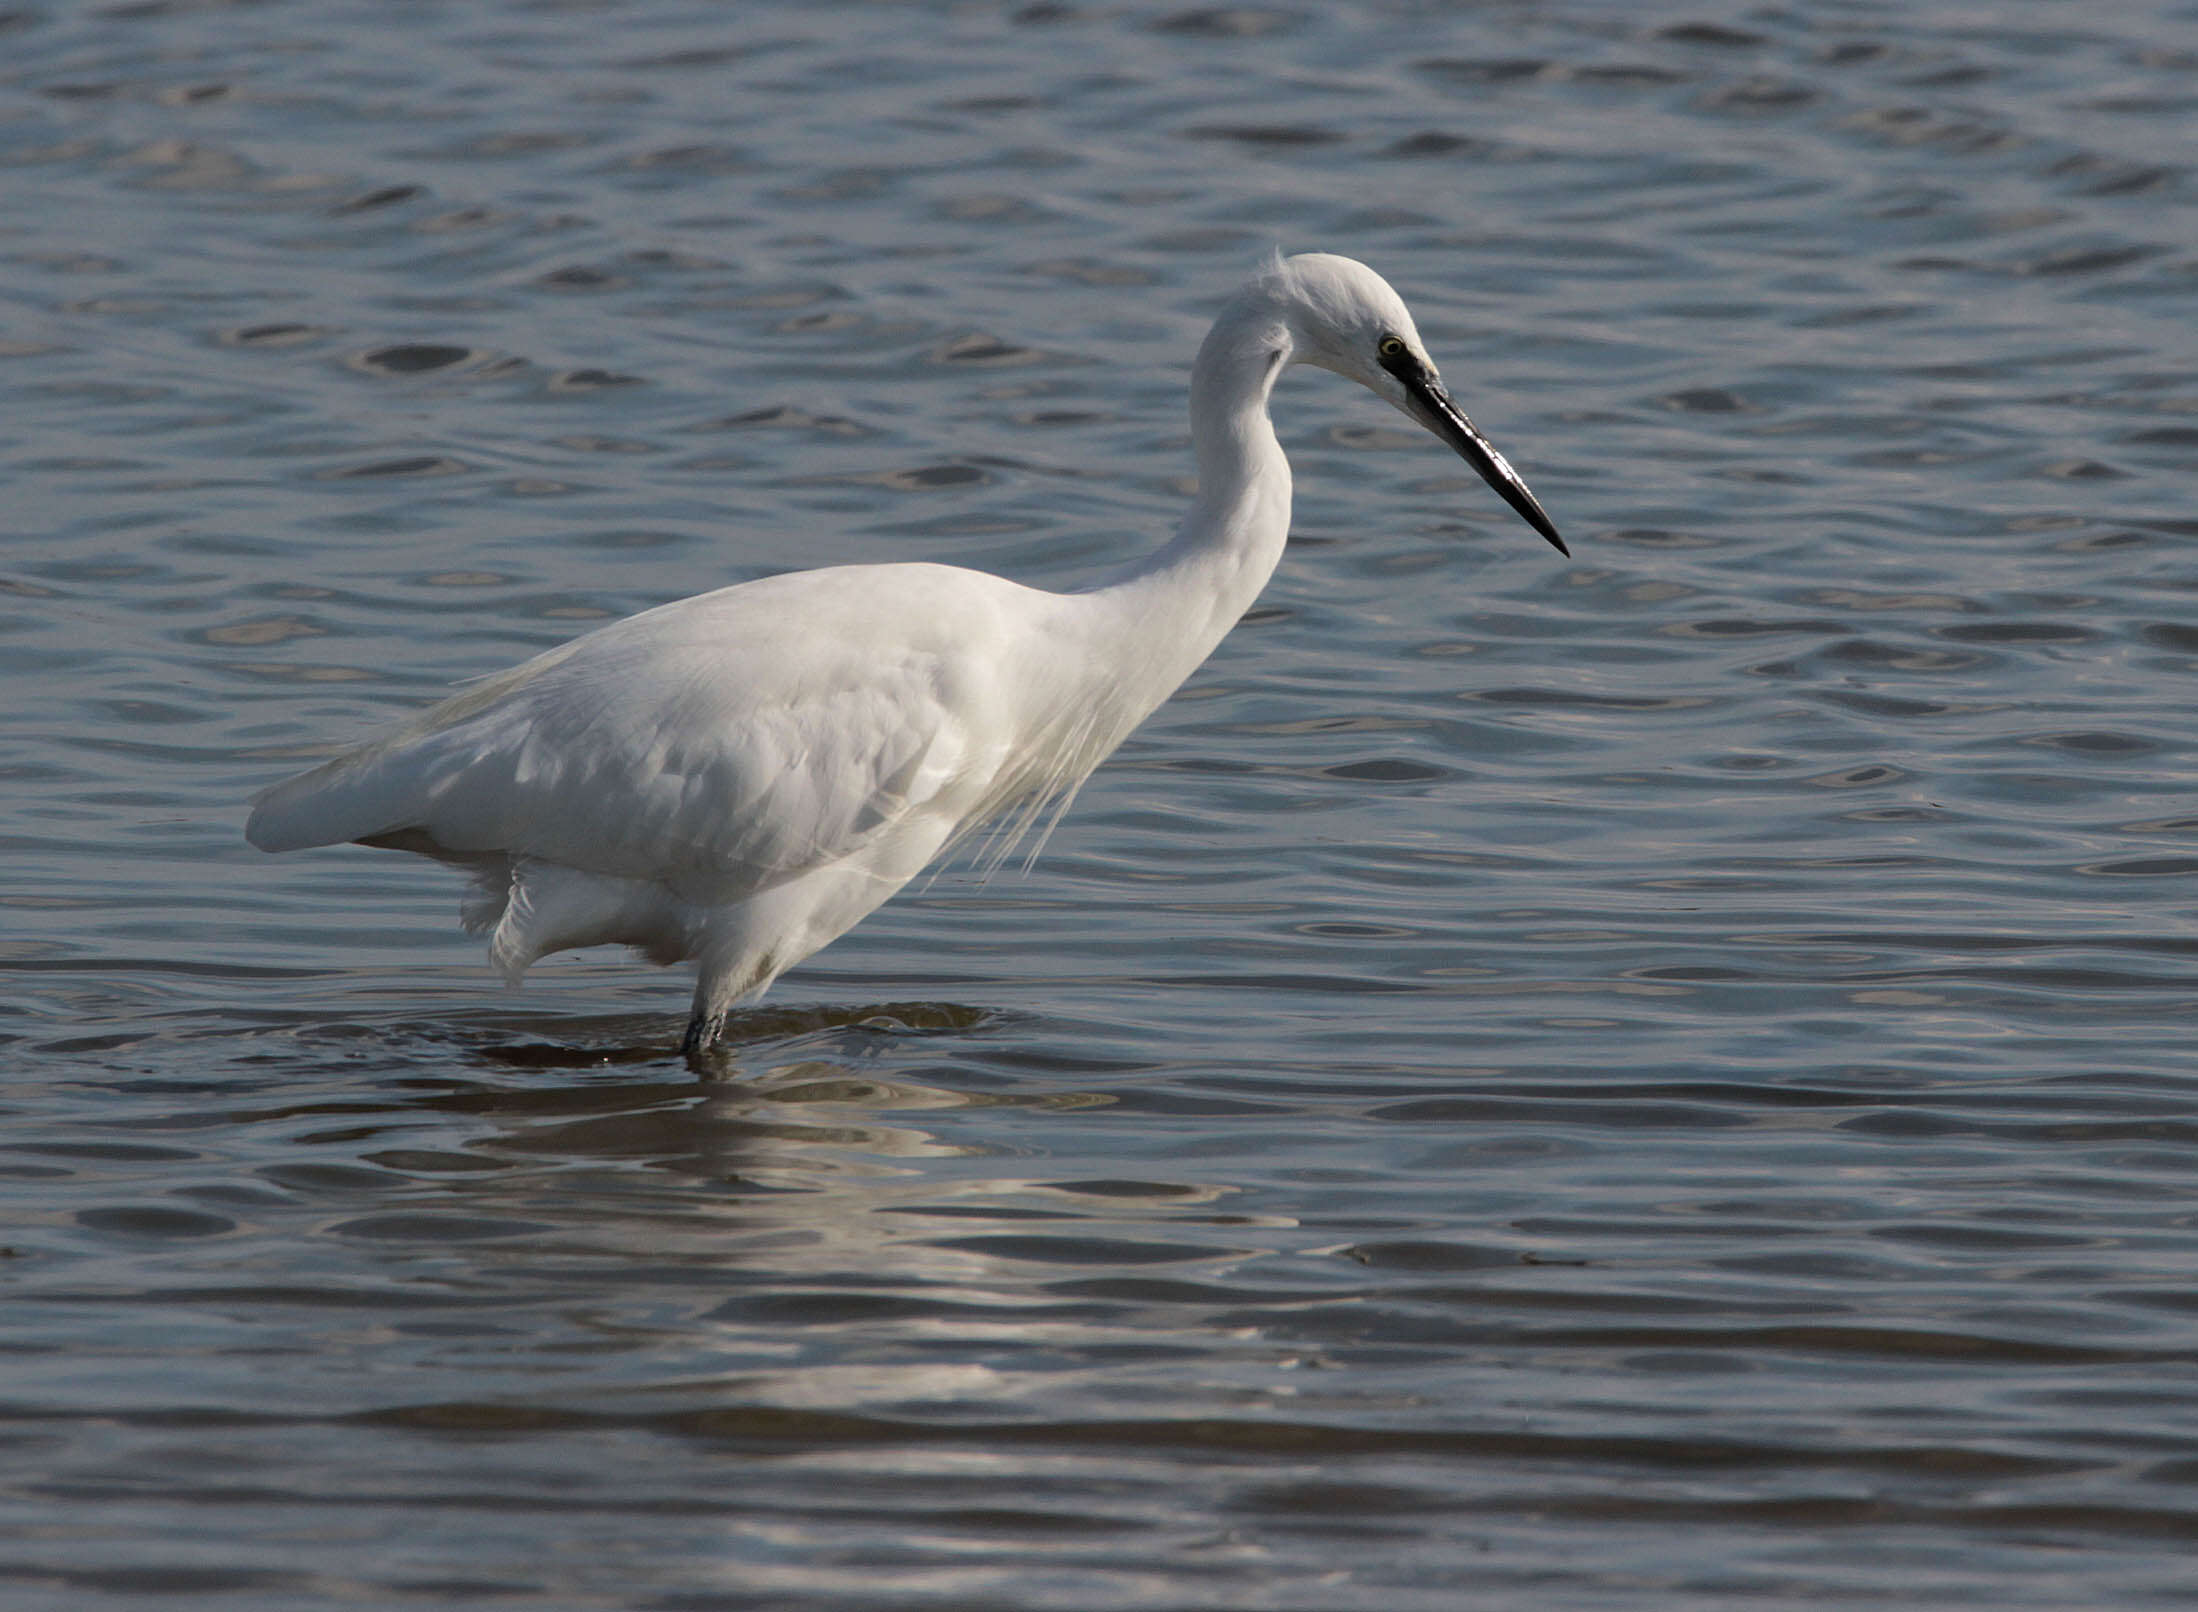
[6,0,2198,1605]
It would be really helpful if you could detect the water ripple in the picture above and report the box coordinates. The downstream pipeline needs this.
[6,0,2198,1604]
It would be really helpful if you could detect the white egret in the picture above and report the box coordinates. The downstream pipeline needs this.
[248,253,1566,1061]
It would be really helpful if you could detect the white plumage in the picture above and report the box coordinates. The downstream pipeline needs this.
[248,254,1566,1060]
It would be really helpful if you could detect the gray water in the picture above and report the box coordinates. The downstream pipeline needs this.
[5,0,2198,1605]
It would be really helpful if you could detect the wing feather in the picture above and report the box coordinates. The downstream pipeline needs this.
[247,565,1019,905]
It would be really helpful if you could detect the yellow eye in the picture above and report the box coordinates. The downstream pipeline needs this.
[1378,336,1405,358]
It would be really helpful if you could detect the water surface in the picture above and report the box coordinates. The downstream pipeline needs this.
[5,0,2198,1605]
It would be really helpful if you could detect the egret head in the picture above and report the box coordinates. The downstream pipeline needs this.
[1260,252,1568,556]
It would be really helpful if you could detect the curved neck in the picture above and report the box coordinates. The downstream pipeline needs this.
[1169,302,1292,589]
[1089,303,1295,671]
[996,295,1300,818]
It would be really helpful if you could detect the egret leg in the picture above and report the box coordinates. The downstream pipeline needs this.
[676,1011,729,1073]
[680,1009,723,1064]
[681,955,737,1067]
[681,945,773,1069]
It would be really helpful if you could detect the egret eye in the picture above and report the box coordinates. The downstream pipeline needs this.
[1377,336,1406,358]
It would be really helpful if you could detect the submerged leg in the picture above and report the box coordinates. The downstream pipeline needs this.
[678,945,777,1070]
[680,1007,724,1067]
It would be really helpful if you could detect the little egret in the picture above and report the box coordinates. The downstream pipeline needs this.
[247,253,1567,1060]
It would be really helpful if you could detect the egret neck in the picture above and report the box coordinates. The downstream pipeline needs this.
[1074,290,1294,724]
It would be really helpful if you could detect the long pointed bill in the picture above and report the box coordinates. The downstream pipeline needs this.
[1404,374,1568,557]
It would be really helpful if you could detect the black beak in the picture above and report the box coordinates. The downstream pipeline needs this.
[1395,363,1568,557]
